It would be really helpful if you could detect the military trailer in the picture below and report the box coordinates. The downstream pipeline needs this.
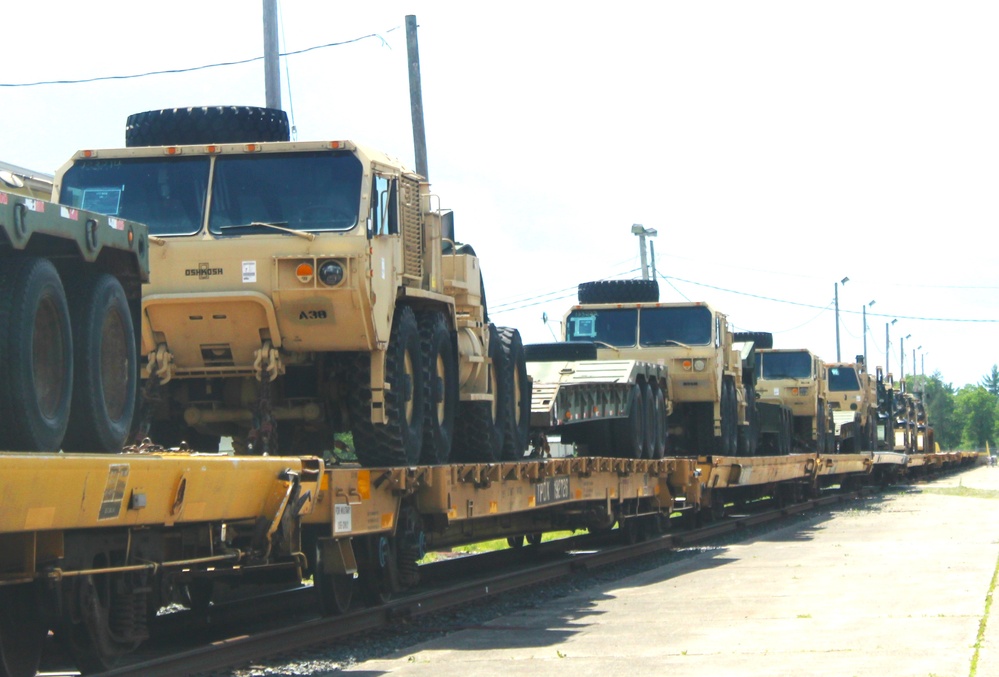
[0,185,149,453]
[53,106,530,467]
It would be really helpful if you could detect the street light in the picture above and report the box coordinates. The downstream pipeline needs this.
[631,224,658,281]
[886,318,897,374]
[863,300,875,366]
[834,276,849,361]
[900,333,911,381]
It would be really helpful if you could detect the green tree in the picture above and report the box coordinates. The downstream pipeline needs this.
[981,365,999,396]
[913,372,957,449]
[953,385,998,451]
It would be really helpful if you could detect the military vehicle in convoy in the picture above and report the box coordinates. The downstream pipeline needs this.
[875,368,935,453]
[0,183,149,453]
[756,348,834,453]
[825,356,878,452]
[527,280,783,456]
[53,106,530,467]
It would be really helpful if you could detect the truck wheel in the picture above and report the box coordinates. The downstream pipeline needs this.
[124,106,291,147]
[0,258,73,451]
[498,327,531,461]
[715,378,738,456]
[452,324,504,463]
[737,385,759,456]
[640,382,656,459]
[611,384,646,458]
[650,384,667,459]
[63,273,138,453]
[419,313,458,464]
[577,279,659,304]
[349,306,426,467]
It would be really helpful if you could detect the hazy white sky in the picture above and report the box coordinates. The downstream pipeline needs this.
[2,1,996,387]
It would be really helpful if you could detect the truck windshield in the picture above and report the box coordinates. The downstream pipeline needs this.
[828,366,861,391]
[59,150,364,237]
[60,157,210,236]
[565,308,637,346]
[638,306,712,346]
[207,151,362,235]
[759,351,814,379]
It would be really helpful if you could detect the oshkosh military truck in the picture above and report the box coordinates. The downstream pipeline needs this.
[528,280,780,456]
[825,356,878,452]
[53,106,530,467]
[756,348,834,453]
[0,184,149,453]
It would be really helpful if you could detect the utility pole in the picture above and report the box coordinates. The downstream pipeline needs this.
[406,16,429,179]
[649,240,657,281]
[834,282,841,361]
[263,0,281,110]
[885,322,890,374]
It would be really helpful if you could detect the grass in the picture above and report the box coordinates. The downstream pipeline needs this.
[421,530,577,562]
[920,484,999,500]
[969,548,999,676]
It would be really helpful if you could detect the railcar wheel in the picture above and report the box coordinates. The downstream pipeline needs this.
[419,313,458,464]
[314,541,354,616]
[358,536,399,606]
[507,535,526,548]
[526,533,543,546]
[59,572,147,675]
[0,257,73,451]
[63,273,138,453]
[0,585,44,677]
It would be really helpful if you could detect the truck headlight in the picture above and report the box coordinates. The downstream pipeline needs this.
[319,260,344,286]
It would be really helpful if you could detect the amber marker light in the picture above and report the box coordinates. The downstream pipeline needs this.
[81,150,95,158]
[682,360,693,371]
[296,262,314,284]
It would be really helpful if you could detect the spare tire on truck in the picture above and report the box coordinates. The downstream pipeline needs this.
[125,106,291,147]
[577,279,659,305]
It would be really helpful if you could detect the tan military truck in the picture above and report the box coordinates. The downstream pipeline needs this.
[825,356,878,452]
[756,348,834,453]
[53,106,530,467]
[540,280,776,456]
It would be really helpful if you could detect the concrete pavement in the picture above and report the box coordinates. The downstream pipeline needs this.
[345,464,999,677]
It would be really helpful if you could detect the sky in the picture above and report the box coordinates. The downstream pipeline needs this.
[2,1,996,388]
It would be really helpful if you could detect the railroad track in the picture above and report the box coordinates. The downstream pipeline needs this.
[88,489,864,677]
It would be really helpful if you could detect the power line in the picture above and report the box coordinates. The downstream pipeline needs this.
[0,29,401,88]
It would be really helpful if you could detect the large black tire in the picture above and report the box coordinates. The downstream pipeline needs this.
[452,324,504,463]
[125,106,291,147]
[714,377,738,455]
[640,382,656,459]
[349,306,426,467]
[611,384,646,459]
[0,258,73,451]
[497,327,531,461]
[419,312,458,465]
[737,385,759,456]
[650,384,668,459]
[732,331,774,350]
[577,279,659,305]
[62,274,138,452]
